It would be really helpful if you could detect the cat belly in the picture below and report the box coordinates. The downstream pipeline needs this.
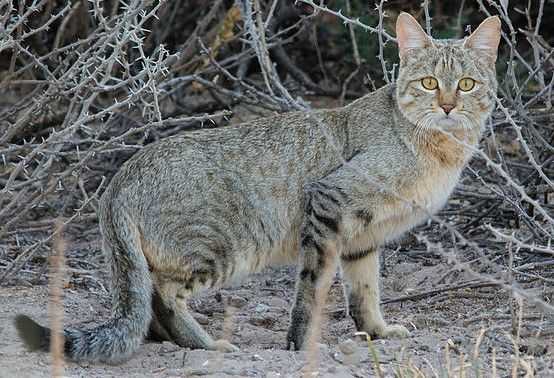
[221,234,300,286]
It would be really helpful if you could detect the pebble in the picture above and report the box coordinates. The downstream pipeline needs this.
[338,339,360,365]
[249,315,275,327]
[266,297,288,308]
[255,303,270,313]
[338,339,357,355]
[159,341,180,354]
[228,295,248,308]
[251,354,264,361]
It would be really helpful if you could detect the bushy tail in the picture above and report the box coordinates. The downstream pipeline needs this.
[15,201,152,364]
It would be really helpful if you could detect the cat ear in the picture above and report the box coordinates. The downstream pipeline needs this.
[463,16,501,60]
[396,12,432,58]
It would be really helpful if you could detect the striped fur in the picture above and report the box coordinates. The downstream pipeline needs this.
[15,13,500,362]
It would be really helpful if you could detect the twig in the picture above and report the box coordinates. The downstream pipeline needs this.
[381,281,500,305]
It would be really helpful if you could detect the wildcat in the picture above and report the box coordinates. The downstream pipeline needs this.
[15,12,501,363]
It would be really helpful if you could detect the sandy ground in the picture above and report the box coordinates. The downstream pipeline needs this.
[1,253,553,377]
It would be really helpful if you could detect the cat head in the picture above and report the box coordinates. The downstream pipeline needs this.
[395,12,501,133]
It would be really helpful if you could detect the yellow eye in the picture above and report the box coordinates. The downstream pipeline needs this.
[458,78,475,91]
[421,77,438,90]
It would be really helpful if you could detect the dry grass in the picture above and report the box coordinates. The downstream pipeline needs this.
[49,220,65,377]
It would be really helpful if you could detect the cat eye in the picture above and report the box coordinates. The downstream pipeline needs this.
[458,78,475,91]
[421,77,438,90]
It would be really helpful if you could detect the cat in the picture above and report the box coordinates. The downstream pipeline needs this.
[15,12,501,363]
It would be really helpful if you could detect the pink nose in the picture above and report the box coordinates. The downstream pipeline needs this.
[441,104,454,114]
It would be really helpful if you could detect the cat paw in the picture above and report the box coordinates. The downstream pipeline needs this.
[286,325,306,351]
[213,339,239,352]
[286,305,310,350]
[373,324,410,339]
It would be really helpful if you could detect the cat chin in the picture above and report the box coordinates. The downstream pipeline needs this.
[431,116,468,130]
[437,117,459,127]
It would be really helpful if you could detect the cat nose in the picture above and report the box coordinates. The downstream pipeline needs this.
[441,104,455,114]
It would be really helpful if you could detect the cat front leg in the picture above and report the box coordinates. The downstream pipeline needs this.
[286,182,344,350]
[341,249,410,339]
